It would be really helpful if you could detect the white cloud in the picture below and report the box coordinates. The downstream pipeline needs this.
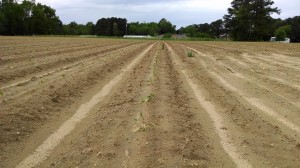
[272,0,300,19]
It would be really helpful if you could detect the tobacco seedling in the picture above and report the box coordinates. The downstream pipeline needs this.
[141,94,155,102]
[187,51,194,57]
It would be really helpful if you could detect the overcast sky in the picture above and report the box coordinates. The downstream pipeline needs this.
[36,0,300,28]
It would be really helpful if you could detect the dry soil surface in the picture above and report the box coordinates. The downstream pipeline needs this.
[0,37,299,168]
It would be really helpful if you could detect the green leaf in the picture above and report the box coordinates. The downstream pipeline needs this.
[187,51,194,57]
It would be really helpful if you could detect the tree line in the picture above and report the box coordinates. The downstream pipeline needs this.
[177,0,299,42]
[0,0,299,42]
[176,16,300,42]
[64,18,176,37]
[0,0,63,35]
[223,0,300,42]
[177,20,225,38]
[127,18,176,37]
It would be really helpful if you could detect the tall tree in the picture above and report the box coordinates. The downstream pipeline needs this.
[0,0,62,35]
[224,0,280,41]
[158,18,175,34]
[148,22,159,36]
[0,0,25,35]
[224,0,253,40]
[210,19,225,38]
[31,3,62,34]
[95,18,110,36]
[0,9,4,33]
[251,0,280,40]
[85,21,95,35]
[290,16,300,42]
[198,23,211,34]
[182,24,198,37]
[127,22,159,36]
[95,17,126,36]
[67,21,78,35]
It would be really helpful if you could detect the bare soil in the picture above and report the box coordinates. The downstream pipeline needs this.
[0,37,299,168]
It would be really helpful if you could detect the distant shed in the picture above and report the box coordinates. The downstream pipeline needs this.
[270,37,290,43]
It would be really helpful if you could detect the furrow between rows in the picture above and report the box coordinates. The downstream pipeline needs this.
[169,42,300,167]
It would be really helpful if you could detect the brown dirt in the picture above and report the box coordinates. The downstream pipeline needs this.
[0,37,299,168]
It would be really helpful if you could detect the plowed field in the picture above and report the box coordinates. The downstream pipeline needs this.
[0,37,300,168]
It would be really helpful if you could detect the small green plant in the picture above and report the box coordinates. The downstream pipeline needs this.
[150,60,158,85]
[149,76,155,85]
[140,111,144,120]
[141,123,155,132]
[161,43,165,50]
[187,51,194,57]
[142,94,155,102]
[0,90,3,97]
[141,124,147,131]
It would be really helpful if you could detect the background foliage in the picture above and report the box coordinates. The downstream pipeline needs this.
[0,0,299,42]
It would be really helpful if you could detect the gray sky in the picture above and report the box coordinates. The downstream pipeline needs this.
[37,0,300,28]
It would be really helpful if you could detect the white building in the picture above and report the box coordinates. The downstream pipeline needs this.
[270,37,290,43]
[124,35,154,39]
